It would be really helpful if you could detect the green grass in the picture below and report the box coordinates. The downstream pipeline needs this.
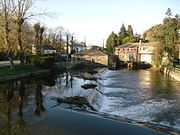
[0,64,43,78]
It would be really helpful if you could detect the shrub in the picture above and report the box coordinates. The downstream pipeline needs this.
[30,56,55,69]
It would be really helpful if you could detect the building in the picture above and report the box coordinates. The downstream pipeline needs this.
[115,43,155,64]
[115,44,138,62]
[73,48,108,65]
[71,44,87,53]
[137,43,155,64]
[40,45,57,54]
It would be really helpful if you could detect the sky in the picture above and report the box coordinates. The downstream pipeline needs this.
[33,0,180,46]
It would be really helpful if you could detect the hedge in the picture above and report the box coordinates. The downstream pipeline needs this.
[30,56,55,69]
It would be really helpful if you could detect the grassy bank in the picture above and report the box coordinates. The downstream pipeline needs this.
[0,64,43,78]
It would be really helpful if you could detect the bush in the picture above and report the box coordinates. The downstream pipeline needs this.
[30,56,55,69]
[72,63,85,70]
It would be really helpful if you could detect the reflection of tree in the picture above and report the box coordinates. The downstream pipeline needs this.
[13,80,28,135]
[3,82,14,135]
[34,83,45,117]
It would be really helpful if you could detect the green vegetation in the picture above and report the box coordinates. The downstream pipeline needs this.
[0,64,43,78]
[30,56,55,68]
[106,24,141,53]
[144,8,180,68]
[106,32,118,53]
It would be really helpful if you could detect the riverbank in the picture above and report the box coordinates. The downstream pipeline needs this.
[162,66,180,81]
[0,64,50,83]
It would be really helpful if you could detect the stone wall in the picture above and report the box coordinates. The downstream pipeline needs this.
[81,55,108,65]
[163,67,180,81]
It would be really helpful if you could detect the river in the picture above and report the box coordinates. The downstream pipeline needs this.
[0,68,179,134]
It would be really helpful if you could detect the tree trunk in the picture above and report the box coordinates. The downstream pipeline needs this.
[17,22,24,64]
[2,0,14,70]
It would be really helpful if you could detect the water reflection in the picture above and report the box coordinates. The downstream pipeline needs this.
[0,70,179,135]
[34,82,45,117]
[0,76,52,135]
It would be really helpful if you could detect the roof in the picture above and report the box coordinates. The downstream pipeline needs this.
[72,44,87,47]
[116,44,137,49]
[73,49,107,57]
[116,43,156,49]
[40,45,56,50]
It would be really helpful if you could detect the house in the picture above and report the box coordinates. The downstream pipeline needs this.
[115,44,138,62]
[87,45,102,50]
[115,43,155,64]
[71,44,87,53]
[73,48,108,65]
[137,43,156,64]
[40,45,57,54]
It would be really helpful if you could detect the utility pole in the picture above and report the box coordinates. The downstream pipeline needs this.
[102,39,105,49]
[84,36,86,46]
[66,35,69,62]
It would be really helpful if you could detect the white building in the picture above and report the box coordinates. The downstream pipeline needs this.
[40,45,57,54]
[71,44,87,53]
[137,43,156,64]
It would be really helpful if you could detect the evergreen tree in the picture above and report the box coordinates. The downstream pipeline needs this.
[165,8,172,17]
[127,25,134,37]
[118,24,128,40]
[106,32,118,53]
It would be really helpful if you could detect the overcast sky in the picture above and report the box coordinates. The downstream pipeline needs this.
[34,0,180,46]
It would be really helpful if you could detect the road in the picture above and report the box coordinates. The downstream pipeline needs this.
[0,61,20,67]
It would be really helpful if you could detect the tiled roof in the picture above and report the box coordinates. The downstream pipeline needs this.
[73,49,107,56]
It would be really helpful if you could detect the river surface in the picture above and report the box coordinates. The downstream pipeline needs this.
[0,69,180,134]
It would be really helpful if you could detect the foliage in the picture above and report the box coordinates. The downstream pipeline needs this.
[118,24,128,40]
[30,56,55,69]
[146,8,180,68]
[106,24,141,53]
[127,25,134,37]
[106,32,118,53]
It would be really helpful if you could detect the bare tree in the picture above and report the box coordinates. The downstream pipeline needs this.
[33,22,45,54]
[11,0,35,64]
[0,0,14,69]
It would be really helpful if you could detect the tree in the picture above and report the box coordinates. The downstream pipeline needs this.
[127,25,134,37]
[118,24,128,41]
[106,32,118,53]
[165,8,172,17]
[33,22,45,54]
[11,0,36,64]
[151,9,179,67]
[162,17,179,62]
[0,0,14,70]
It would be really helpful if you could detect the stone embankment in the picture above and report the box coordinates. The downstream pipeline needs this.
[163,67,180,81]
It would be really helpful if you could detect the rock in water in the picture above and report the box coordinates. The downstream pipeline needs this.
[51,96,96,111]
[81,84,98,90]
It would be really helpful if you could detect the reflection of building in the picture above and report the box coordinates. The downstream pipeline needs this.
[115,43,155,64]
[73,48,108,65]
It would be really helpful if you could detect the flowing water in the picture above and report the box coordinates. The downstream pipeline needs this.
[0,69,180,134]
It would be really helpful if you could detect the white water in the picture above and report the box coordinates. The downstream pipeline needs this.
[90,69,180,129]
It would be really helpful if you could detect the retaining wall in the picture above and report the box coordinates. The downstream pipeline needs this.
[163,67,180,81]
